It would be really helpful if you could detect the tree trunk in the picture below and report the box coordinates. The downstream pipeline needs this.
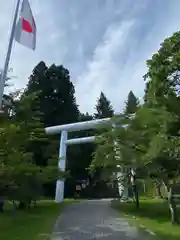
[164,182,179,224]
[132,184,139,209]
[130,169,139,209]
[118,189,125,200]
[18,201,26,210]
[0,199,4,212]
[155,180,163,199]
[143,180,146,194]
[167,186,179,224]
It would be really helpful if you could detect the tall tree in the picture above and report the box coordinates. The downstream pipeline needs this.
[94,92,114,119]
[124,90,139,114]
[142,31,180,224]
[21,62,80,166]
[24,61,79,126]
[93,92,116,198]
[123,90,139,204]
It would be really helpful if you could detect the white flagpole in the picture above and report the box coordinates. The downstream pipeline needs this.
[0,0,21,109]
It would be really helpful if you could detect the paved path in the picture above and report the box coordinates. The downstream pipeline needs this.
[51,199,152,240]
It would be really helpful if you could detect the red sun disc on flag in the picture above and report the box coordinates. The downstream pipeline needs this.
[22,17,33,33]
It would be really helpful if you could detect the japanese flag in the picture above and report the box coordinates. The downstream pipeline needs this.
[15,0,36,50]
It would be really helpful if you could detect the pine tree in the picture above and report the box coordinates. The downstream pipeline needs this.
[93,92,115,198]
[124,91,139,114]
[24,62,79,127]
[94,92,114,119]
[18,62,80,180]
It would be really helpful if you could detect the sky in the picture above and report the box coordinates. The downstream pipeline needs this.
[1,0,180,114]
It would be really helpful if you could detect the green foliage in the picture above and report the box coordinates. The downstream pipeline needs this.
[25,62,79,127]
[0,118,61,205]
[94,92,114,119]
[0,64,74,204]
[93,93,114,166]
[94,31,180,181]
[144,31,180,109]
[124,90,139,114]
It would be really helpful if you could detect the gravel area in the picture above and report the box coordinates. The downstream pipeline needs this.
[51,199,152,240]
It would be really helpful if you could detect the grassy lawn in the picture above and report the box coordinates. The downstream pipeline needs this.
[0,199,73,240]
[111,198,180,240]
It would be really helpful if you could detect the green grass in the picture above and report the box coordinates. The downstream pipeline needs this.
[111,198,180,240]
[0,199,74,240]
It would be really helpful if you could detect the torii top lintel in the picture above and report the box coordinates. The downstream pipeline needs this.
[45,118,111,135]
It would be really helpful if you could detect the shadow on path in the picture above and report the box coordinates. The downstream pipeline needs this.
[51,199,153,240]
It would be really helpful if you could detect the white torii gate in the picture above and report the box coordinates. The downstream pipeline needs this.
[45,118,127,202]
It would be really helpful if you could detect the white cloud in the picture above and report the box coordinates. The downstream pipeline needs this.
[75,20,136,113]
